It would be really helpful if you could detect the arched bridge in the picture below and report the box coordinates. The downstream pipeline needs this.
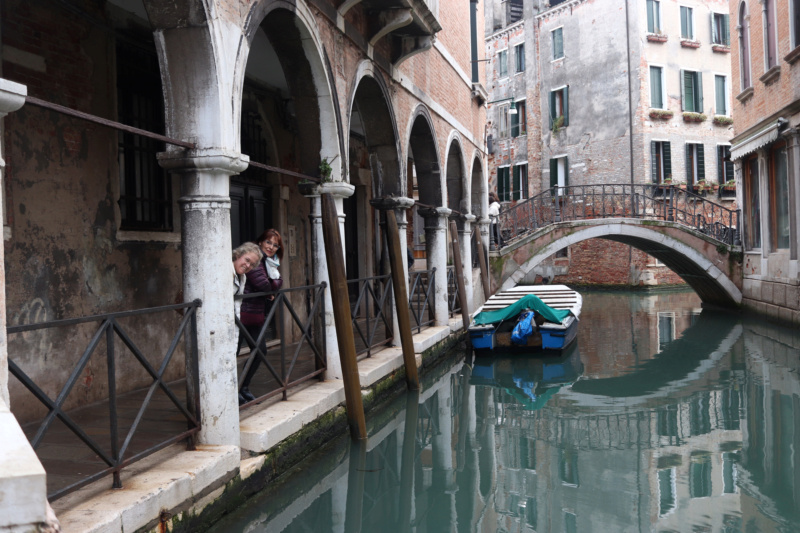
[490,184,743,308]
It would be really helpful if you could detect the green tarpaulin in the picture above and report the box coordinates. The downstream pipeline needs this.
[472,294,572,326]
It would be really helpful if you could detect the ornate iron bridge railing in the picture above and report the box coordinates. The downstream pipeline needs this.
[236,283,327,407]
[496,184,741,247]
[8,300,203,500]
[409,268,437,333]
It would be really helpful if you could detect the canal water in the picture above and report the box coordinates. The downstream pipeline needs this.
[209,289,800,532]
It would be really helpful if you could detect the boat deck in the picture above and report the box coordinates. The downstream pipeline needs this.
[479,285,582,318]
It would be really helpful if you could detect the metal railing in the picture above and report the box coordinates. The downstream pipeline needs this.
[446,266,462,317]
[408,268,436,333]
[347,274,394,358]
[497,184,741,247]
[8,300,202,500]
[236,283,326,406]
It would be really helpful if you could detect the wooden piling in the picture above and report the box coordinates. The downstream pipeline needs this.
[384,210,420,390]
[449,221,470,330]
[475,228,490,299]
[320,193,367,441]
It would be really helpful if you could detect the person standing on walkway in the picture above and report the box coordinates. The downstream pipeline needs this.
[232,242,262,317]
[239,229,284,403]
[488,192,503,250]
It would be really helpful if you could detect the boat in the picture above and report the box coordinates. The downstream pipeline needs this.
[468,284,582,353]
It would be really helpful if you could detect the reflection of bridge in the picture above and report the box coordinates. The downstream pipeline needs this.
[491,185,743,307]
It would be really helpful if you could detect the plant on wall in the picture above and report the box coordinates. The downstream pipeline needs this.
[551,115,565,134]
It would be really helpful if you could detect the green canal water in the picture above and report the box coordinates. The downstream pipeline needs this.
[209,289,800,532]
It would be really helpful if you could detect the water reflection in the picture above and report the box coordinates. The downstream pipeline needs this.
[209,290,800,533]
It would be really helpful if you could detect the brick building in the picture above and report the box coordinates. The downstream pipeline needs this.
[484,0,735,287]
[729,0,800,324]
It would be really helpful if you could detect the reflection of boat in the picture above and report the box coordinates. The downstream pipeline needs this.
[469,285,582,353]
[469,344,584,410]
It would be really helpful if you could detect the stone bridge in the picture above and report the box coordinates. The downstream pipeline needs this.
[489,218,743,307]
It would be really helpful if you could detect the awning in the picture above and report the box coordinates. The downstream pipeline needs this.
[730,120,781,160]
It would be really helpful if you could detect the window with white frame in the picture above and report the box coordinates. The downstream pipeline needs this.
[651,141,672,183]
[764,0,778,69]
[513,163,528,200]
[498,49,508,77]
[650,66,665,109]
[647,0,661,33]
[549,156,569,192]
[681,69,703,113]
[497,166,511,201]
[714,74,728,116]
[515,43,525,73]
[739,3,752,90]
[549,86,569,129]
[511,100,526,137]
[711,12,730,45]
[680,6,694,40]
[717,145,734,183]
[685,143,705,185]
[658,468,677,516]
[498,105,510,138]
[552,27,564,60]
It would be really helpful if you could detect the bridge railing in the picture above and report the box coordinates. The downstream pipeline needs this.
[498,184,741,246]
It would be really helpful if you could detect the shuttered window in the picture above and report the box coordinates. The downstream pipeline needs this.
[651,141,672,183]
[549,157,569,192]
[680,6,694,40]
[552,28,564,60]
[515,43,525,73]
[685,143,705,185]
[650,66,664,109]
[647,0,661,33]
[498,167,511,201]
[511,101,526,137]
[549,87,569,129]
[715,75,727,116]
[513,164,528,200]
[711,12,730,45]
[717,145,734,183]
[680,70,703,113]
[498,49,508,77]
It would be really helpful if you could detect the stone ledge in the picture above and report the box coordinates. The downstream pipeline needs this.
[0,407,47,529]
[54,445,239,533]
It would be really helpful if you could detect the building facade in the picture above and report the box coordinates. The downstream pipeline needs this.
[729,0,800,324]
[484,0,735,287]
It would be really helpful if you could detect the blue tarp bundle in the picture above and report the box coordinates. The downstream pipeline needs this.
[472,294,571,326]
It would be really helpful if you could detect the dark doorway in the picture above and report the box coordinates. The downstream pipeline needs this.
[230,182,272,247]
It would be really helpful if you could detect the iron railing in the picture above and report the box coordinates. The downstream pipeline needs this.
[408,268,436,333]
[347,274,394,359]
[446,266,462,317]
[497,184,741,247]
[7,300,203,500]
[236,283,326,407]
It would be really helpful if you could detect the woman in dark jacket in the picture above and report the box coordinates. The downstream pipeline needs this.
[239,229,284,403]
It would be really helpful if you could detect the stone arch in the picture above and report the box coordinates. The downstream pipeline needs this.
[444,132,467,227]
[500,222,742,307]
[406,105,442,207]
[469,150,486,220]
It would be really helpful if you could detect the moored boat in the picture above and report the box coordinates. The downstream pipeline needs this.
[469,284,582,353]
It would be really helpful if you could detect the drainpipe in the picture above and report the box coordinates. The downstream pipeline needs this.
[470,0,479,83]
[624,0,635,278]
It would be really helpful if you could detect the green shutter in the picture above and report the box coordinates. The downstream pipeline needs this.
[550,158,558,190]
[715,75,726,115]
[696,73,703,113]
[710,13,717,44]
[512,165,520,200]
[717,146,724,183]
[697,144,705,181]
[563,86,569,126]
[681,7,688,38]
[685,144,692,184]
[723,14,730,45]
[564,157,569,187]
[647,0,655,32]
[651,67,662,108]
[680,69,686,111]
[511,109,519,137]
[663,142,672,180]
[549,91,556,128]
[651,141,658,183]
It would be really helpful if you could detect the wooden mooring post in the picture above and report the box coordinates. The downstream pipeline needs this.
[384,210,420,390]
[320,193,367,441]
[449,220,470,330]
[475,228,490,299]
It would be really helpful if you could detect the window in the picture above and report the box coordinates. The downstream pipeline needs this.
[550,156,569,192]
[549,86,569,129]
[559,448,579,485]
[658,468,677,516]
[511,100,526,137]
[722,452,738,494]
[525,498,538,528]
[739,3,752,90]
[552,27,564,60]
[714,75,728,116]
[651,141,672,183]
[711,12,730,45]
[498,166,511,201]
[513,164,528,200]
[744,154,761,249]
[498,49,508,77]
[793,0,800,49]
[681,70,703,113]
[769,143,790,250]
[650,66,665,109]
[117,42,172,232]
[507,0,523,24]
[515,43,525,73]
[690,454,712,498]
[680,6,694,40]
[717,145,734,183]
[658,312,675,350]
[498,105,510,138]
[685,143,705,185]
[764,0,778,69]
[647,0,661,33]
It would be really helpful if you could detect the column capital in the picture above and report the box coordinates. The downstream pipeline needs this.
[0,79,27,117]
[157,148,249,174]
[300,181,355,199]
[418,206,452,219]
[370,196,415,211]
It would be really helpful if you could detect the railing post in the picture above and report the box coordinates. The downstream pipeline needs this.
[554,186,562,222]
[187,302,200,450]
[106,321,121,489]
[735,209,742,246]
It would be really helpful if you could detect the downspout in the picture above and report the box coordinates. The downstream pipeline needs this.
[470,0,479,83]
[625,0,635,279]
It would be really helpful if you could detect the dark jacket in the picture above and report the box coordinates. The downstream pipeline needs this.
[240,257,282,316]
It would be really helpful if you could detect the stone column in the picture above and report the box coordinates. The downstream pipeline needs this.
[458,214,476,315]
[783,128,799,265]
[159,149,248,447]
[305,182,355,381]
[371,196,415,344]
[419,206,451,327]
[0,79,27,405]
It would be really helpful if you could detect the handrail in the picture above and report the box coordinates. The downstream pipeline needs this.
[8,300,203,500]
[235,283,327,406]
[446,266,462,317]
[347,274,394,358]
[408,268,437,333]
[496,184,741,247]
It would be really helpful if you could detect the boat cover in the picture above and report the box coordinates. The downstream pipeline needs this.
[472,294,572,326]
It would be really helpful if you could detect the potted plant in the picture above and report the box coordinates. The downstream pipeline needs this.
[551,115,565,134]
[711,44,730,53]
[647,29,668,43]
[692,179,715,195]
[649,109,674,120]
[680,39,701,48]
[683,112,707,123]
[712,115,733,126]
[719,179,736,198]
